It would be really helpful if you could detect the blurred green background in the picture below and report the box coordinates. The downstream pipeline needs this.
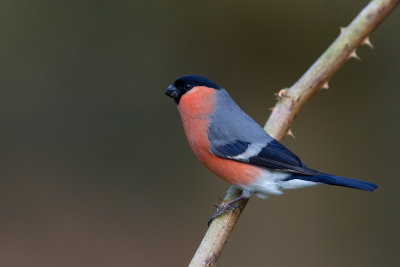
[1,0,399,266]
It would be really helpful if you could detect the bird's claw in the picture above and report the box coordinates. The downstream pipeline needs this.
[208,201,242,226]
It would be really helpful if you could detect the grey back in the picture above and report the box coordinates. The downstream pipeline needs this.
[207,89,273,148]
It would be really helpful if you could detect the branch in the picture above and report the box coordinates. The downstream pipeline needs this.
[189,0,399,266]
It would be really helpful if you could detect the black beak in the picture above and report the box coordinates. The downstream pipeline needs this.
[165,85,179,98]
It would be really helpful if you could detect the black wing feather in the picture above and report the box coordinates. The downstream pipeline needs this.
[212,139,315,175]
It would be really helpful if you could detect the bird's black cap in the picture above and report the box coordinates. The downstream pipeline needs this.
[165,75,222,104]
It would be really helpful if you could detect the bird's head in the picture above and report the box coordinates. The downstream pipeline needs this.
[165,75,222,104]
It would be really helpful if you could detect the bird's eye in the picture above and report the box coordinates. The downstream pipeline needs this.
[184,83,193,90]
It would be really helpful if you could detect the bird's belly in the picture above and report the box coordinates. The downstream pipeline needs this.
[242,170,318,198]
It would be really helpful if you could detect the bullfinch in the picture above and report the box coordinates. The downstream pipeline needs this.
[165,75,378,217]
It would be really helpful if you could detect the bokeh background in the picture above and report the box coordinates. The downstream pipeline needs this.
[1,0,399,266]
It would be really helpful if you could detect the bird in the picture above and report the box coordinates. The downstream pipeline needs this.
[165,75,378,221]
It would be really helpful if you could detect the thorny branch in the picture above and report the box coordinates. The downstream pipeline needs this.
[189,0,399,266]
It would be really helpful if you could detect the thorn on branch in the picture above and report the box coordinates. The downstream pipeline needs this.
[349,50,361,61]
[275,88,289,100]
[361,36,374,49]
[321,81,329,90]
[340,26,346,33]
[286,129,295,139]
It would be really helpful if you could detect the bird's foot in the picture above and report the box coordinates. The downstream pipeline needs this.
[207,194,247,226]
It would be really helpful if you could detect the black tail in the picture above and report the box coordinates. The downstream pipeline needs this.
[292,173,378,192]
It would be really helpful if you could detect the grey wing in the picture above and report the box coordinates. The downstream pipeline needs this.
[208,89,315,175]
